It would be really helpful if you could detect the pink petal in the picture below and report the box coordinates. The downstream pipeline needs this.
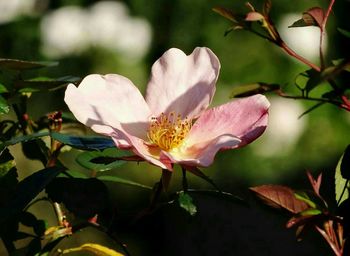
[145,47,220,119]
[168,94,270,166]
[112,135,173,170]
[164,134,241,167]
[64,74,151,144]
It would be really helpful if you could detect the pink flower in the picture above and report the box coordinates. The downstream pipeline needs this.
[65,47,270,170]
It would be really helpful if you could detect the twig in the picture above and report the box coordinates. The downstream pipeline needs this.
[279,41,321,72]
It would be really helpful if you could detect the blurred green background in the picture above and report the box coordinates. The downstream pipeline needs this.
[0,0,349,255]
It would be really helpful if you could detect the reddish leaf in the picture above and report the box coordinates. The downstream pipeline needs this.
[288,7,325,29]
[286,215,314,229]
[250,185,309,213]
[305,7,325,28]
[307,171,322,196]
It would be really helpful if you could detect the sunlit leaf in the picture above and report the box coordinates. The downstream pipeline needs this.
[76,148,130,172]
[294,192,317,208]
[51,132,114,150]
[0,58,58,70]
[250,185,309,213]
[341,145,350,179]
[98,175,152,189]
[338,28,350,38]
[335,153,349,205]
[178,191,197,216]
[230,82,279,98]
[61,243,124,256]
[0,95,9,114]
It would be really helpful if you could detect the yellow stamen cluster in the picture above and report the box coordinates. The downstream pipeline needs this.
[147,112,192,151]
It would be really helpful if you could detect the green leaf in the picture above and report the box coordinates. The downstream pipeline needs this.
[51,132,114,150]
[76,148,130,171]
[338,28,350,38]
[0,131,50,151]
[178,191,197,216]
[0,166,65,222]
[299,208,322,216]
[0,152,16,178]
[341,145,350,179]
[18,88,40,93]
[0,149,18,207]
[0,58,58,70]
[98,175,152,189]
[14,76,80,92]
[0,83,8,94]
[331,59,350,72]
[58,170,89,179]
[294,192,317,208]
[61,243,124,256]
[335,154,349,205]
[0,95,9,114]
[230,83,279,98]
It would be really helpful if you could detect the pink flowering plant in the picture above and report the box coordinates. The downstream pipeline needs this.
[0,0,348,255]
[64,47,269,171]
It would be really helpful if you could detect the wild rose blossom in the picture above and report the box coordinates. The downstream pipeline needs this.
[65,47,270,170]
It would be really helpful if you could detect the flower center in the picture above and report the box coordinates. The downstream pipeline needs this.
[147,112,192,151]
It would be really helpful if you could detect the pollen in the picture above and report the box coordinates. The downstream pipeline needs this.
[147,112,192,151]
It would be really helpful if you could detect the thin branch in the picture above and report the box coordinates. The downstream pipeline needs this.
[279,41,321,72]
[278,92,345,108]
[322,0,336,29]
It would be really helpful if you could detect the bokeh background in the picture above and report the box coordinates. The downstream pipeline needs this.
[0,0,349,255]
